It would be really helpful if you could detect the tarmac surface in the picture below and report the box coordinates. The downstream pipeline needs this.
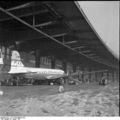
[0,81,119,116]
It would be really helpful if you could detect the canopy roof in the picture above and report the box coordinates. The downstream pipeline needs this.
[0,1,119,69]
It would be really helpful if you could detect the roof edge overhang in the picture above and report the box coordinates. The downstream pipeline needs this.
[74,1,119,62]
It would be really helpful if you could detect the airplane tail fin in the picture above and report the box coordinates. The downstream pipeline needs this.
[11,50,24,67]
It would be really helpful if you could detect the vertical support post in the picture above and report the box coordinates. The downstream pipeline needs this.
[73,63,76,73]
[106,70,109,80]
[112,70,114,81]
[51,56,55,69]
[81,65,84,83]
[62,61,67,73]
[35,49,40,67]
[62,61,67,84]
[95,67,97,82]
[33,15,35,27]
[89,67,91,83]
[62,36,65,44]
[117,70,119,82]
[110,70,112,82]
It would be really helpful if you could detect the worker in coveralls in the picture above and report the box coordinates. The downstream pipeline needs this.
[99,76,108,86]
[58,78,64,93]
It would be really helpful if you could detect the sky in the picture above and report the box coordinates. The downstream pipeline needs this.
[78,1,119,60]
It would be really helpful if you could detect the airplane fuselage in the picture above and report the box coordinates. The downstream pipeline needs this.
[9,66,65,80]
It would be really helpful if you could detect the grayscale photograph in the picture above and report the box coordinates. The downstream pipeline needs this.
[0,1,119,118]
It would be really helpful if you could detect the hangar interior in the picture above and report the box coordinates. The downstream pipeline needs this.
[0,1,119,84]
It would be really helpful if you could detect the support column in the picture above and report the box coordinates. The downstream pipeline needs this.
[113,70,116,82]
[35,49,40,67]
[81,65,84,83]
[109,70,113,81]
[87,67,90,83]
[91,68,96,82]
[89,67,91,83]
[62,61,67,73]
[106,70,109,80]
[73,64,76,73]
[62,61,67,84]
[83,66,89,83]
[95,67,98,82]
[116,70,119,82]
[112,70,114,81]
[114,70,118,82]
[51,56,55,69]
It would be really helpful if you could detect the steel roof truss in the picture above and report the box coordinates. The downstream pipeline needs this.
[0,9,49,22]
[0,6,116,68]
[6,2,35,11]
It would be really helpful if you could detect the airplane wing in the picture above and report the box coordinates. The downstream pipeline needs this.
[46,74,67,80]
[46,75,53,79]
[45,72,79,80]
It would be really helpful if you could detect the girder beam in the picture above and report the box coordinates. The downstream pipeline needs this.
[0,6,116,69]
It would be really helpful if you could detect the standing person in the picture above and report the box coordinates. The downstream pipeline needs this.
[100,76,107,86]
[0,89,3,95]
[58,78,64,93]
[104,77,108,85]
[0,81,3,95]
